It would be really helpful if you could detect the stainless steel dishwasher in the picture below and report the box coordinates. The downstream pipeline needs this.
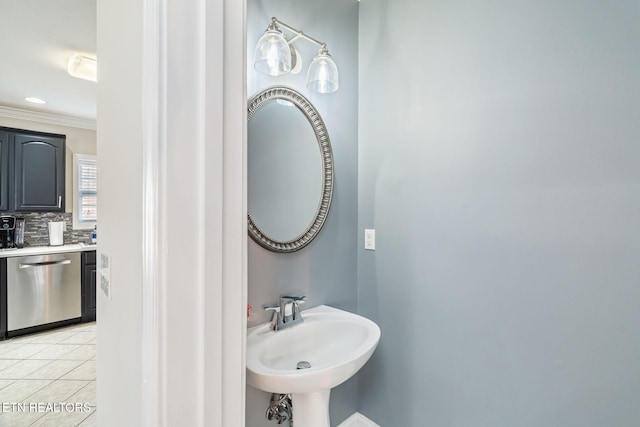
[6,252,81,332]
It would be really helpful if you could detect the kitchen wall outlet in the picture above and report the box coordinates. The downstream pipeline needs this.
[100,254,111,299]
[364,229,376,250]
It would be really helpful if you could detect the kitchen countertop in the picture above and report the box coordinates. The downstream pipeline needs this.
[0,243,97,258]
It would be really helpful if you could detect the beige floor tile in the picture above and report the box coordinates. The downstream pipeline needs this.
[24,360,85,381]
[72,324,96,333]
[0,379,51,402]
[0,409,47,427]
[67,381,96,407]
[58,345,95,361]
[0,343,26,358]
[77,409,97,426]
[0,360,20,371]
[28,345,80,360]
[23,380,90,404]
[0,322,96,425]
[59,361,96,381]
[58,333,96,346]
[1,333,38,343]
[0,344,52,360]
[5,332,51,344]
[0,379,14,390]
[26,331,81,345]
[0,360,51,380]
[29,405,95,427]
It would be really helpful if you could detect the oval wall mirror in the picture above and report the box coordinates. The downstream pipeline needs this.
[247,87,334,252]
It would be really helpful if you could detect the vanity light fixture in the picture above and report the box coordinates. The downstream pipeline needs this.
[254,17,339,94]
[67,54,97,82]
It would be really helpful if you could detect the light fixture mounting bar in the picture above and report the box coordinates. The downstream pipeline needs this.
[271,17,327,49]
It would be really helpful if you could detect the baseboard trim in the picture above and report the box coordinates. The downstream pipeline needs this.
[337,412,380,427]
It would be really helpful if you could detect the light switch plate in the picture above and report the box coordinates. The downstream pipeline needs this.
[100,253,111,299]
[364,229,376,250]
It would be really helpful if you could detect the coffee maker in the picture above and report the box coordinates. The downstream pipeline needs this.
[0,216,25,249]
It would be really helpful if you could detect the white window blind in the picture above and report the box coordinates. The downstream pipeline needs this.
[78,158,97,222]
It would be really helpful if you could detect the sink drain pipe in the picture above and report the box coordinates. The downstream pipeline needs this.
[266,393,293,425]
[266,361,312,425]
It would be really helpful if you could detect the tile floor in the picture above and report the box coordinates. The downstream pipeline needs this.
[0,322,96,426]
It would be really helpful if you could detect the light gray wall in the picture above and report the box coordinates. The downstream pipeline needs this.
[246,0,359,426]
[357,0,640,426]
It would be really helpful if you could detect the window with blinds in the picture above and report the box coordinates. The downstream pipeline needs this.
[78,158,97,222]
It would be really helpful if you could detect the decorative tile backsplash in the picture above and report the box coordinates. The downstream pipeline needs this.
[4,212,94,247]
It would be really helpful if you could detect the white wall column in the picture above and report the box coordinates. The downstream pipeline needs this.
[98,0,246,425]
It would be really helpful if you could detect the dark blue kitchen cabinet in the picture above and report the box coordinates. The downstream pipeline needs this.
[10,131,65,212]
[0,258,6,339]
[81,250,97,322]
[0,127,66,212]
[0,131,9,211]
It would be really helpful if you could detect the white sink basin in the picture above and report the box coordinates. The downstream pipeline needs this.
[246,305,380,427]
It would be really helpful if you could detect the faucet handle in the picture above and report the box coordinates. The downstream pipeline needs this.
[262,304,280,312]
[262,304,281,330]
[280,295,306,315]
[280,295,306,303]
[263,297,307,331]
[280,296,306,321]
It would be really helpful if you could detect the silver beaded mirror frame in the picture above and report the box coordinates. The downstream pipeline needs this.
[247,86,334,253]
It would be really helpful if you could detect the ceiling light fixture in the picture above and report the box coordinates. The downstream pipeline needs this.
[25,97,46,104]
[67,54,97,82]
[254,17,339,94]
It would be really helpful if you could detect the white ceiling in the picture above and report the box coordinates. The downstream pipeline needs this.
[0,0,96,121]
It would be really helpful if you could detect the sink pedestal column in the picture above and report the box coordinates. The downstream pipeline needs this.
[291,389,331,427]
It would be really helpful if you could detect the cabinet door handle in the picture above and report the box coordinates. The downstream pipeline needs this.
[19,259,72,269]
[58,196,62,208]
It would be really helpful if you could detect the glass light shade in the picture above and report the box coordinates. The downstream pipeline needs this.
[254,29,292,76]
[306,51,339,93]
[68,54,97,82]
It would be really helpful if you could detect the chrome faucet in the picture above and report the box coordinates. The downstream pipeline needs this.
[263,295,306,331]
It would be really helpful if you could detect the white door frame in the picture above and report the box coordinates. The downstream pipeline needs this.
[140,0,247,425]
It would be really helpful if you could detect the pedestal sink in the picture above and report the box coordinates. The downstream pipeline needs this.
[246,305,381,427]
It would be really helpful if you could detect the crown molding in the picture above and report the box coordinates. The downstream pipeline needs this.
[0,105,96,131]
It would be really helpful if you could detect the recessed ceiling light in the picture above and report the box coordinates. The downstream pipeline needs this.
[25,97,46,104]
